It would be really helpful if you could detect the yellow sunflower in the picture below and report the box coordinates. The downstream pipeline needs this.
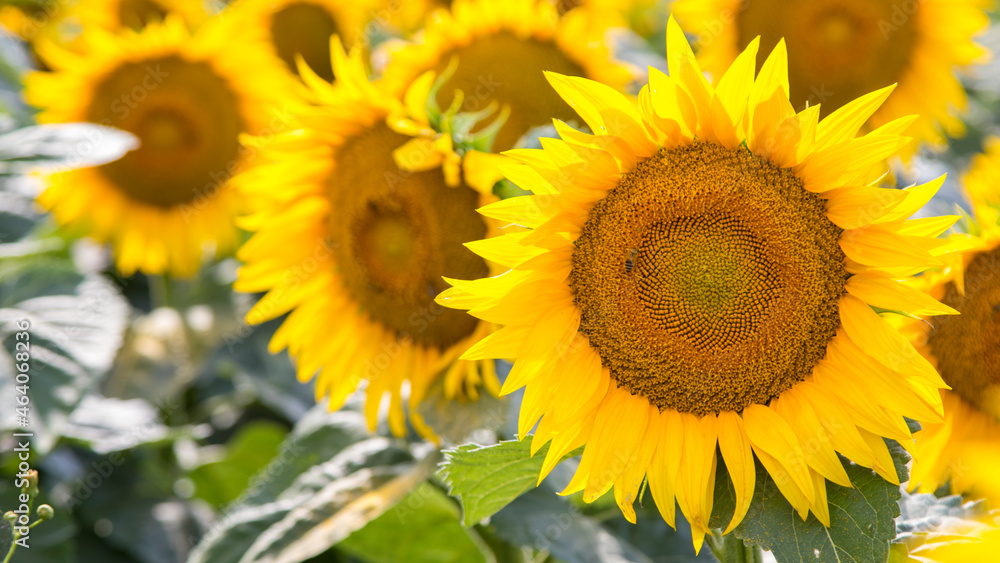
[438,18,958,551]
[907,138,1000,503]
[74,0,211,31]
[25,15,294,276]
[550,0,668,38]
[380,0,634,152]
[899,519,1000,563]
[226,0,373,82]
[365,0,450,36]
[1,0,209,46]
[234,42,505,441]
[674,0,991,153]
[0,2,66,44]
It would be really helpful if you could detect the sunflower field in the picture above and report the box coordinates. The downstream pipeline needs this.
[3,0,1000,562]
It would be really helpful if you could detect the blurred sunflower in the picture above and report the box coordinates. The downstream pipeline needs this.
[74,0,211,31]
[25,15,294,276]
[1,0,209,46]
[381,0,634,151]
[0,2,66,45]
[907,138,1000,502]
[438,18,957,551]
[674,0,991,152]
[899,518,1000,563]
[227,0,371,82]
[235,42,504,440]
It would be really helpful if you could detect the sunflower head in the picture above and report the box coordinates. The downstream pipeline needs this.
[25,14,295,276]
[226,0,377,83]
[907,138,1000,501]
[439,17,957,551]
[74,0,211,32]
[380,0,635,152]
[235,41,509,442]
[674,0,991,153]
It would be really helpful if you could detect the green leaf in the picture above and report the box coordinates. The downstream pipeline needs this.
[0,124,137,175]
[188,421,287,508]
[896,491,989,536]
[339,483,490,563]
[187,404,416,563]
[0,261,129,454]
[438,437,551,526]
[490,487,657,563]
[709,439,909,563]
[236,455,436,563]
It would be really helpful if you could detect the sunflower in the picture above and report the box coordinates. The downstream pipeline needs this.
[0,2,67,45]
[74,0,211,31]
[234,42,504,441]
[380,0,634,152]
[1,0,209,46]
[24,15,294,276]
[674,0,991,153]
[900,518,1000,563]
[437,18,958,551]
[226,0,373,82]
[907,138,1000,503]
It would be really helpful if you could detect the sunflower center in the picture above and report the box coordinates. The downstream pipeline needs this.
[434,32,586,151]
[737,0,918,116]
[328,123,489,350]
[118,0,168,30]
[570,143,847,415]
[638,214,783,352]
[270,3,338,82]
[928,245,1000,416]
[86,56,244,208]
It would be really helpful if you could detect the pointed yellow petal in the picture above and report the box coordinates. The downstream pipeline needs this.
[713,36,759,137]
[748,38,789,110]
[581,388,650,502]
[648,409,684,528]
[846,273,958,316]
[675,413,717,548]
[878,176,945,222]
[614,402,661,523]
[742,404,815,504]
[772,390,852,488]
[815,85,896,151]
[809,470,831,527]
[823,185,908,229]
[838,295,945,387]
[839,226,940,269]
[717,412,755,533]
[858,429,901,484]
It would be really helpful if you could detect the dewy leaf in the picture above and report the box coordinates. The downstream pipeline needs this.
[338,483,490,563]
[438,437,551,526]
[709,439,909,563]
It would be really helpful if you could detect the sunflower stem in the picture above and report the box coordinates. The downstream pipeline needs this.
[705,530,763,563]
